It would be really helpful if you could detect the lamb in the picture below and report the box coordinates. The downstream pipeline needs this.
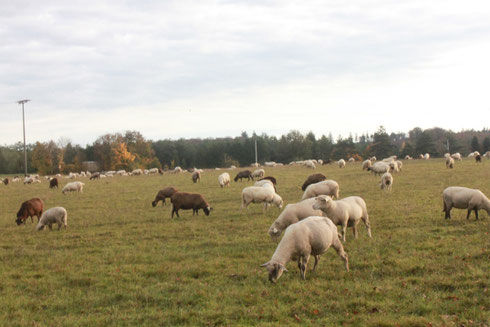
[241,185,283,209]
[252,169,265,179]
[301,173,326,191]
[192,171,201,183]
[338,159,346,168]
[16,198,43,225]
[380,172,393,190]
[446,156,454,169]
[362,159,372,170]
[234,170,254,182]
[301,180,340,200]
[62,181,85,194]
[36,207,67,231]
[268,198,324,239]
[49,178,58,188]
[152,187,178,207]
[443,186,490,220]
[261,216,349,282]
[170,192,212,218]
[218,173,231,188]
[312,195,372,242]
[367,162,390,175]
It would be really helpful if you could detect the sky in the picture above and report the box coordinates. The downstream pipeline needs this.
[1,0,489,146]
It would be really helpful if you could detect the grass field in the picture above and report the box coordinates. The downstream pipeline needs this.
[0,159,489,327]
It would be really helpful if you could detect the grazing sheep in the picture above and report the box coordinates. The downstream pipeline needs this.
[338,159,346,168]
[261,216,349,282]
[49,178,58,188]
[396,160,403,171]
[312,195,372,242]
[234,170,254,182]
[12,176,20,182]
[152,187,178,207]
[218,173,231,188]
[388,161,399,173]
[475,154,482,163]
[2,178,9,185]
[446,157,454,169]
[116,170,127,175]
[419,154,424,159]
[90,172,100,180]
[170,192,212,218]
[264,161,277,167]
[443,187,490,220]
[380,172,393,190]
[362,160,372,170]
[424,153,430,160]
[16,198,44,225]
[252,169,265,179]
[251,163,260,167]
[268,198,324,239]
[370,156,377,161]
[301,180,340,201]
[444,153,450,158]
[304,160,316,169]
[192,171,201,183]
[259,176,277,186]
[484,151,490,159]
[230,165,237,169]
[241,186,283,209]
[62,181,85,194]
[367,162,390,175]
[24,176,40,184]
[36,207,67,231]
[451,153,462,161]
[131,168,143,175]
[148,168,159,174]
[322,159,332,165]
[301,173,326,191]
[348,158,355,163]
[404,155,413,160]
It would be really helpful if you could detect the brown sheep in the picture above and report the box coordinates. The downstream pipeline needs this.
[152,187,178,207]
[90,172,100,180]
[16,198,44,225]
[192,171,201,183]
[3,178,9,185]
[234,170,254,182]
[475,154,482,163]
[49,178,58,189]
[301,173,327,191]
[170,192,212,218]
[259,176,277,185]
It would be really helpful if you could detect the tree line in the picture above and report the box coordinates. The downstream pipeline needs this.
[0,127,489,175]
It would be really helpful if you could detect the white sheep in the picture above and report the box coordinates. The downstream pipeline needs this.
[370,156,377,161]
[424,153,430,160]
[396,160,403,171]
[218,172,231,188]
[388,161,399,173]
[268,198,324,239]
[116,170,126,175]
[62,181,85,194]
[304,160,316,169]
[367,162,390,175]
[254,180,274,188]
[312,195,372,242]
[148,168,159,174]
[451,153,462,161]
[442,186,490,220]
[348,157,355,163]
[252,169,265,179]
[404,155,413,160]
[173,166,183,173]
[338,159,346,168]
[264,161,277,167]
[301,180,340,200]
[317,159,323,165]
[362,159,372,170]
[380,172,393,190]
[261,216,349,282]
[484,151,490,159]
[444,153,450,158]
[241,186,283,209]
[131,168,143,175]
[446,156,454,169]
[230,165,237,169]
[36,207,67,231]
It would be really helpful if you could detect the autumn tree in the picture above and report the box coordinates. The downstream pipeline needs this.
[111,142,136,170]
[31,142,53,175]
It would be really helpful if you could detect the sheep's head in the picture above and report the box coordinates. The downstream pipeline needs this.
[268,225,281,239]
[151,201,157,207]
[203,206,212,216]
[273,194,283,209]
[312,195,332,211]
[261,261,288,283]
[15,217,24,225]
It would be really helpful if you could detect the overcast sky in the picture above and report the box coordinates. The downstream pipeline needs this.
[1,0,489,145]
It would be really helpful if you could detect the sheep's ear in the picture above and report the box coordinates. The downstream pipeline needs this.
[279,264,288,272]
[260,262,271,267]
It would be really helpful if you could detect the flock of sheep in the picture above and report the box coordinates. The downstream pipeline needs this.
[7,151,490,283]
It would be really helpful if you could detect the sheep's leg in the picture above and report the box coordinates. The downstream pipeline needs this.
[474,209,479,220]
[332,238,349,272]
[341,222,347,242]
[48,223,52,230]
[352,224,358,239]
[361,215,372,238]
[466,209,472,220]
[57,223,62,230]
[300,255,310,280]
[312,255,320,272]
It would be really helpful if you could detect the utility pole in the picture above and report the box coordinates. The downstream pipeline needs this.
[254,139,258,165]
[18,99,30,176]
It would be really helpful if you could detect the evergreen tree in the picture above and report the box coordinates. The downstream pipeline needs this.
[470,136,480,152]
[415,131,436,155]
[482,137,490,153]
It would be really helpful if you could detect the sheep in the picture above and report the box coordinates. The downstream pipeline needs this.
[370,156,377,161]
[312,195,372,242]
[62,181,85,194]
[404,155,413,160]
[170,192,212,218]
[446,156,454,169]
[484,151,490,159]
[388,161,399,173]
[362,159,372,170]
[301,173,326,191]
[152,187,178,207]
[301,180,340,201]
[36,207,67,231]
[268,198,324,239]
[264,161,277,167]
[348,157,355,163]
[261,216,349,282]
[396,160,403,171]
[148,168,159,174]
[230,165,237,169]
[443,186,490,220]
[304,160,316,169]
[12,176,20,182]
[367,162,390,175]
[131,168,143,175]
[424,153,430,160]
[419,154,424,159]
[317,159,323,165]
[380,172,393,190]
[259,176,277,186]
[252,169,265,179]
[475,154,482,163]
[16,198,43,225]
[338,159,346,168]
[250,163,260,167]
[444,153,450,158]
[2,178,9,185]
[144,169,150,175]
[192,171,201,183]
[218,173,231,188]
[451,153,462,161]
[116,170,127,175]
[49,178,58,188]
[90,172,100,180]
[241,186,283,209]
[234,170,254,182]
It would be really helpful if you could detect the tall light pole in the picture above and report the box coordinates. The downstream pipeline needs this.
[18,99,30,176]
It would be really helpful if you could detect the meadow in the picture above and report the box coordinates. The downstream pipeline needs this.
[0,159,488,327]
